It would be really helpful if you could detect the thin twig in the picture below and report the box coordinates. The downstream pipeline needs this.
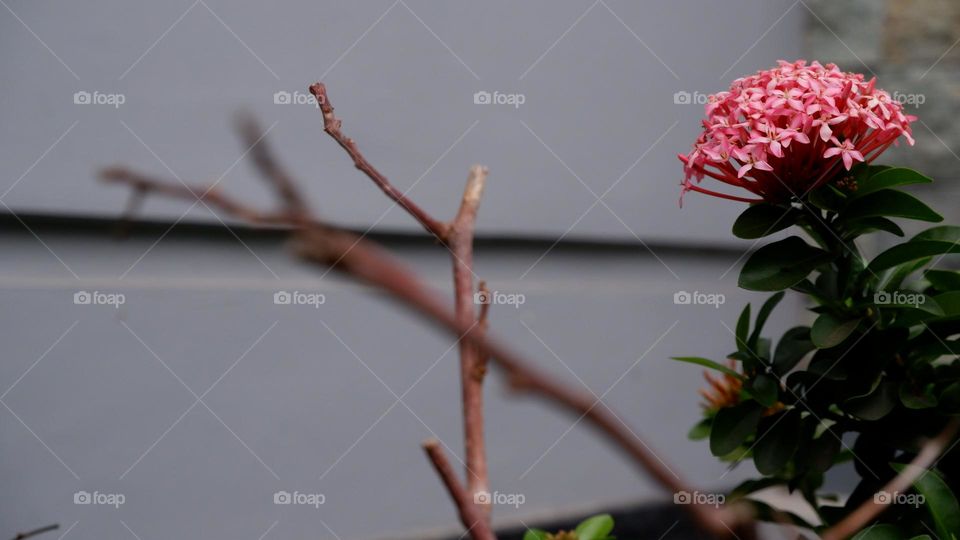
[821,419,960,540]
[12,524,59,540]
[309,82,448,239]
[450,165,490,515]
[235,112,311,219]
[422,439,496,540]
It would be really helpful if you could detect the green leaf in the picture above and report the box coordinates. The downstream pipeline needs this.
[854,167,933,197]
[843,190,943,223]
[845,381,898,420]
[844,217,905,238]
[811,313,861,349]
[739,237,832,291]
[574,514,614,540]
[733,204,797,239]
[746,373,779,407]
[688,418,711,441]
[891,463,960,540]
[669,357,743,379]
[869,241,960,272]
[753,411,800,475]
[522,530,549,540]
[710,401,763,456]
[907,536,933,540]
[899,382,938,409]
[851,524,902,539]
[926,269,960,291]
[749,292,785,349]
[915,225,960,243]
[773,327,814,374]
[736,304,751,353]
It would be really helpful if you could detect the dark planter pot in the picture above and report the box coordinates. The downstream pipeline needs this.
[443,503,710,540]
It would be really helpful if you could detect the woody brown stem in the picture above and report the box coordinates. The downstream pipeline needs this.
[309,82,448,239]
[422,439,496,540]
[450,165,490,516]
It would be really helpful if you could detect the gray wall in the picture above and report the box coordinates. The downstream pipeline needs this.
[0,1,832,538]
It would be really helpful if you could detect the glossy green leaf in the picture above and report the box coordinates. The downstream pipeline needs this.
[844,216,905,238]
[739,237,832,291]
[749,292,785,349]
[736,303,751,353]
[854,167,933,197]
[926,269,960,291]
[522,530,549,540]
[746,373,779,407]
[891,463,960,540]
[773,326,814,374]
[733,204,797,239]
[845,382,898,420]
[670,357,743,379]
[753,411,799,475]
[869,241,960,272]
[843,190,943,223]
[574,514,614,540]
[915,225,960,243]
[811,313,861,349]
[710,401,763,457]
[688,418,711,441]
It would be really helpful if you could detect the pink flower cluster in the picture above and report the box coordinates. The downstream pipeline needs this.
[679,60,916,204]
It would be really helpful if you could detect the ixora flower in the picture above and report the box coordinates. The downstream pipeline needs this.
[678,60,916,204]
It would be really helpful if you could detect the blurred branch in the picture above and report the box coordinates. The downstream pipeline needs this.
[101,84,748,538]
[12,524,58,540]
[821,418,960,540]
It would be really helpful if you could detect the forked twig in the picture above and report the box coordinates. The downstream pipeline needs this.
[100,83,750,539]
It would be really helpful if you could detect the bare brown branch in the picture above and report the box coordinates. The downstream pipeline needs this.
[422,439,496,540]
[12,524,58,540]
[450,165,490,514]
[308,82,448,239]
[235,112,311,219]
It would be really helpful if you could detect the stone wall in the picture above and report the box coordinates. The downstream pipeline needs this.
[807,0,960,201]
